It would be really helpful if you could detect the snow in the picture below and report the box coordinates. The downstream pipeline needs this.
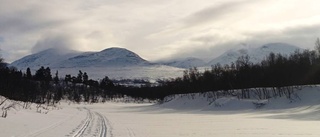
[208,43,300,66]
[2,85,320,137]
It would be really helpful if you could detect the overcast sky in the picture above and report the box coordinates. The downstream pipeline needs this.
[1,0,320,63]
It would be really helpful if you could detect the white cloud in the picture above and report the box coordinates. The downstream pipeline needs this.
[1,0,320,62]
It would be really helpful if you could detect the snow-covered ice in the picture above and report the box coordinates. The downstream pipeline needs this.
[2,86,320,137]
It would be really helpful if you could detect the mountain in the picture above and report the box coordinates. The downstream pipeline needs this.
[207,43,301,66]
[58,47,150,68]
[160,57,206,68]
[10,48,80,70]
[11,47,150,70]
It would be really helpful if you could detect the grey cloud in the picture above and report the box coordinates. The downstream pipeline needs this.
[1,0,320,63]
[171,24,320,61]
[241,24,320,49]
[1,48,29,63]
[182,0,256,27]
[0,8,67,35]
[31,34,75,53]
[283,25,320,37]
[169,40,244,62]
[190,35,217,45]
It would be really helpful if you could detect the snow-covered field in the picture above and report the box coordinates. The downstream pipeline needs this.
[2,86,320,137]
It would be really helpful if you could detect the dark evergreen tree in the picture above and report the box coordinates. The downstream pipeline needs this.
[65,74,71,83]
[53,70,59,84]
[315,38,320,56]
[26,68,32,79]
[76,70,83,83]
[100,76,114,89]
[83,72,89,85]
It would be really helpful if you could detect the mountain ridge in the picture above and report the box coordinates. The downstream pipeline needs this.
[11,43,303,71]
[207,43,301,66]
[11,47,150,70]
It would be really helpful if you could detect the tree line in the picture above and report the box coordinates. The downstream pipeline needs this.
[113,40,320,100]
[0,64,117,104]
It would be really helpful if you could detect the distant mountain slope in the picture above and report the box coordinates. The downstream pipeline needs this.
[207,43,301,66]
[160,57,206,68]
[11,47,150,70]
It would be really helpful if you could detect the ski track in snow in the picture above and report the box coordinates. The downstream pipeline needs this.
[71,107,93,137]
[95,112,110,137]
[19,106,112,137]
[69,107,111,137]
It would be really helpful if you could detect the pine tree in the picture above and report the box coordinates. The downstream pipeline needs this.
[100,76,114,89]
[83,72,88,84]
[54,70,59,84]
[26,68,32,79]
[76,70,83,83]
[315,38,320,56]
[34,66,45,81]
[44,67,52,82]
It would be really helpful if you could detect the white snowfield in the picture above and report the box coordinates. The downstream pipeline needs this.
[2,86,320,137]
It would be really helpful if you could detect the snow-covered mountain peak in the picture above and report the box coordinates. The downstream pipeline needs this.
[97,47,143,60]
[11,47,150,70]
[61,47,149,67]
[208,43,301,66]
[101,47,128,53]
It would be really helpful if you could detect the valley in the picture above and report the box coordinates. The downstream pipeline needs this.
[2,1,320,137]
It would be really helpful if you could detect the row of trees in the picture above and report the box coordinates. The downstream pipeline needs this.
[0,62,117,103]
